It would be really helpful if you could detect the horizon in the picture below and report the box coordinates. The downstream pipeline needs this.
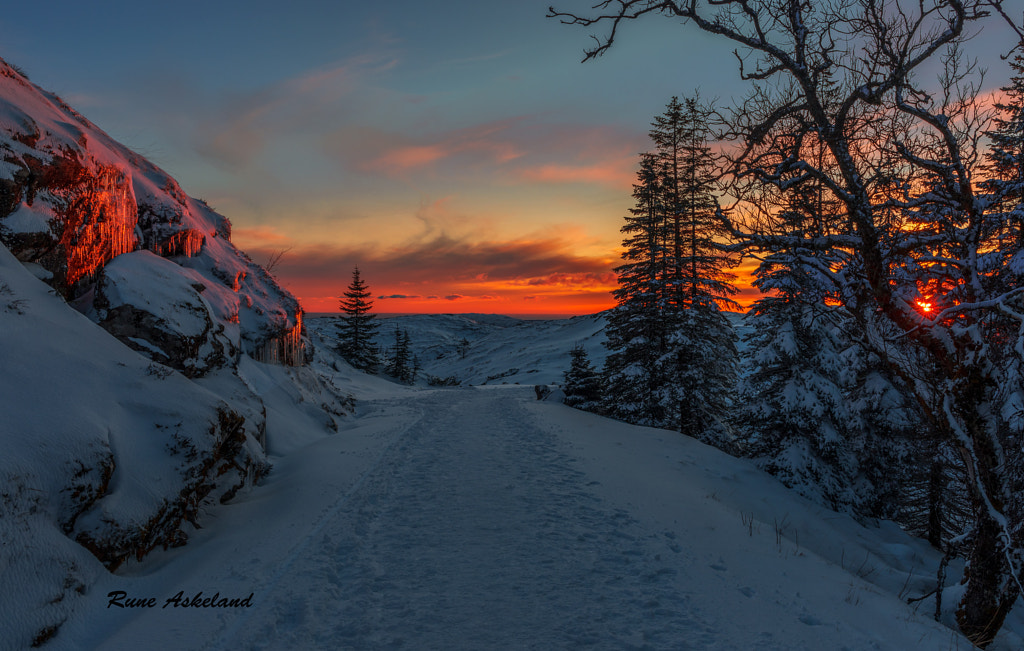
[307,307,750,321]
[309,311,583,321]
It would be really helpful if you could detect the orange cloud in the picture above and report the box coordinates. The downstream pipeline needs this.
[368,144,450,171]
[361,118,526,176]
[519,159,635,189]
[232,225,292,246]
[243,226,623,315]
[524,272,618,288]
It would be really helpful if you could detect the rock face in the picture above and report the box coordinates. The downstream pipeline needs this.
[0,57,305,368]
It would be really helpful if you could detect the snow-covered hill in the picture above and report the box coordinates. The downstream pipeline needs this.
[310,310,749,388]
[311,312,609,387]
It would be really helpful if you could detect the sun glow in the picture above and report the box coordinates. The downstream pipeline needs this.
[917,300,933,314]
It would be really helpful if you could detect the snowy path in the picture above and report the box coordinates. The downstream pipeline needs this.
[216,388,713,650]
[57,386,983,650]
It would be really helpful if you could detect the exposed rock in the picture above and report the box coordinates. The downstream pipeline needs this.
[73,406,262,571]
[0,56,355,649]
[0,150,137,297]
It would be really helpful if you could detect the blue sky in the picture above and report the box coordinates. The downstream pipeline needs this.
[3,2,1020,314]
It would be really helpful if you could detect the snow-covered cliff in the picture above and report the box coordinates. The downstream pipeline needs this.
[0,58,303,369]
[0,58,350,648]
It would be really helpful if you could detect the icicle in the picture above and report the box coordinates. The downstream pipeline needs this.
[62,165,138,286]
[251,313,304,366]
[149,229,205,258]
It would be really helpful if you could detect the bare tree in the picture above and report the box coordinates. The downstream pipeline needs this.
[263,247,291,278]
[550,1,1024,645]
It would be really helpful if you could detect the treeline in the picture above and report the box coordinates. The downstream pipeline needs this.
[551,6,1024,640]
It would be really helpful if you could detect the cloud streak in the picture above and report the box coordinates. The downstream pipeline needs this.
[518,159,635,189]
[329,115,645,190]
[241,227,622,313]
[255,233,616,284]
[359,117,527,176]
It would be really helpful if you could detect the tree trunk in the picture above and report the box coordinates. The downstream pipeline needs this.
[956,509,1020,647]
[954,385,1021,648]
[927,458,945,549]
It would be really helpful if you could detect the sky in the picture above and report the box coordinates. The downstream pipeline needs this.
[1,2,1021,316]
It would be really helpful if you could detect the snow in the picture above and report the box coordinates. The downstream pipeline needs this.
[3,43,1022,650]
[311,312,612,386]
[96,251,220,337]
[0,240,267,648]
[2,309,1014,649]
[32,375,1021,649]
[1,202,55,235]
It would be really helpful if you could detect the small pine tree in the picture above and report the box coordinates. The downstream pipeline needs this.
[563,344,602,412]
[386,328,416,383]
[336,266,379,372]
[409,351,421,384]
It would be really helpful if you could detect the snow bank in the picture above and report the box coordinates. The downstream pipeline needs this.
[0,242,268,647]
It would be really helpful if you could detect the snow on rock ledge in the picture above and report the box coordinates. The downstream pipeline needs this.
[93,251,238,377]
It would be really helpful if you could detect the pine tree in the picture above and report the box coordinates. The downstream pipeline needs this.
[655,96,739,443]
[563,344,602,412]
[603,96,739,442]
[650,95,738,310]
[603,153,670,425]
[336,266,379,372]
[734,182,864,511]
[735,228,858,510]
[385,328,416,383]
[735,182,920,520]
[984,50,1024,274]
